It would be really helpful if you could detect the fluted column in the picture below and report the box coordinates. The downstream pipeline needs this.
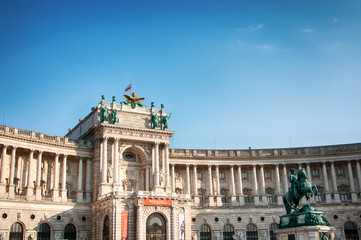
[347,161,357,202]
[102,138,108,184]
[357,160,361,196]
[230,165,237,205]
[306,163,312,185]
[113,138,119,185]
[35,151,43,200]
[77,158,84,202]
[154,142,160,188]
[186,164,190,194]
[275,164,282,205]
[26,149,35,200]
[61,155,68,202]
[85,158,92,201]
[237,165,244,205]
[208,165,214,206]
[322,162,331,203]
[329,161,340,203]
[193,165,199,206]
[0,145,8,195]
[282,164,288,194]
[8,147,17,199]
[171,164,175,192]
[215,165,222,206]
[252,165,259,205]
[165,143,170,190]
[52,153,60,202]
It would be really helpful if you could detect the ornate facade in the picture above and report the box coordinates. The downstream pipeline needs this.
[0,97,360,240]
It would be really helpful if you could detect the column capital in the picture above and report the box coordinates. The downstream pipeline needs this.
[154,141,160,146]
[164,142,170,147]
[38,150,43,154]
[229,165,234,168]
[258,164,264,167]
[12,146,17,150]
[102,137,109,141]
[63,154,68,158]
[2,144,8,148]
[55,152,60,156]
[29,149,35,153]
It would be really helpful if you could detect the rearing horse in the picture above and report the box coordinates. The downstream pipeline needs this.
[283,168,318,214]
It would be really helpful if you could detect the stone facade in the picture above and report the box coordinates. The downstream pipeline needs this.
[0,97,360,240]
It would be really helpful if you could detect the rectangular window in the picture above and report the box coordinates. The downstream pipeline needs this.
[197,173,202,179]
[337,168,344,176]
[219,172,225,179]
[312,169,319,177]
[174,172,179,178]
[264,172,271,179]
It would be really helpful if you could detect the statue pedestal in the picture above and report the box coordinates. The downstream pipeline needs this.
[276,225,335,240]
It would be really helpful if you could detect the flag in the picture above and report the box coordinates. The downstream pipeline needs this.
[125,83,132,92]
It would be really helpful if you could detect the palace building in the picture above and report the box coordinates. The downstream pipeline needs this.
[0,95,360,240]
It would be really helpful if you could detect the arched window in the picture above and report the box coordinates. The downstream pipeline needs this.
[269,223,279,240]
[103,216,110,240]
[200,224,211,240]
[10,222,23,240]
[37,223,51,240]
[223,224,235,240]
[246,223,258,240]
[146,213,166,240]
[344,222,359,240]
[64,224,76,240]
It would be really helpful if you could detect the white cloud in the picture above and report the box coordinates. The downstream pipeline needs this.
[235,23,265,32]
[302,28,314,33]
[333,17,339,22]
[258,44,273,50]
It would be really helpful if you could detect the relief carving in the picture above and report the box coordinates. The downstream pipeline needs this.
[122,179,136,191]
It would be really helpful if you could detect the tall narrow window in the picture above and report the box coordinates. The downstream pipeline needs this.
[10,222,23,240]
[64,224,76,240]
[200,224,211,240]
[246,223,258,240]
[269,223,279,240]
[344,222,359,240]
[103,216,109,240]
[223,224,235,240]
[37,223,51,240]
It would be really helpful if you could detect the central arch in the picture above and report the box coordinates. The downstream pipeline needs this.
[146,213,167,240]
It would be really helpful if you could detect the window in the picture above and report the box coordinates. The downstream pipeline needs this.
[269,223,279,240]
[344,222,359,240]
[10,222,23,240]
[223,224,235,240]
[175,172,179,178]
[64,224,76,240]
[103,216,109,240]
[147,213,166,240]
[242,172,248,179]
[264,171,271,179]
[197,173,202,179]
[200,224,212,240]
[246,223,258,240]
[337,168,344,177]
[312,169,319,178]
[123,152,136,162]
[219,172,225,179]
[37,223,51,240]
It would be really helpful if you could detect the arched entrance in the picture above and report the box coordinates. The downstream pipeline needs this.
[146,213,166,240]
[10,222,24,240]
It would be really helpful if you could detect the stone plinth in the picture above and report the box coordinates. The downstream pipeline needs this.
[276,225,335,240]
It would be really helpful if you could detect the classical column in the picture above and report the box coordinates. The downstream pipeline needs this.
[52,153,60,202]
[237,165,244,205]
[208,165,214,206]
[193,165,199,206]
[322,162,331,203]
[282,164,288,194]
[137,205,144,240]
[357,160,361,196]
[259,165,267,204]
[26,149,35,200]
[162,146,165,187]
[347,161,357,202]
[172,206,177,240]
[146,167,150,191]
[186,164,190,194]
[165,143,170,190]
[85,158,92,202]
[102,138,108,184]
[0,145,8,195]
[61,155,68,202]
[8,147,17,199]
[275,164,283,205]
[153,142,160,188]
[230,165,237,205]
[215,165,222,206]
[252,165,259,205]
[330,161,340,203]
[306,163,312,185]
[35,151,43,201]
[77,157,84,202]
[113,138,119,185]
[171,164,175,192]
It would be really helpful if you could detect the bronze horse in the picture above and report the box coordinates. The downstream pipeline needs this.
[283,168,318,214]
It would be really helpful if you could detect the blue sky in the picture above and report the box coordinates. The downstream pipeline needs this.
[1,0,361,149]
